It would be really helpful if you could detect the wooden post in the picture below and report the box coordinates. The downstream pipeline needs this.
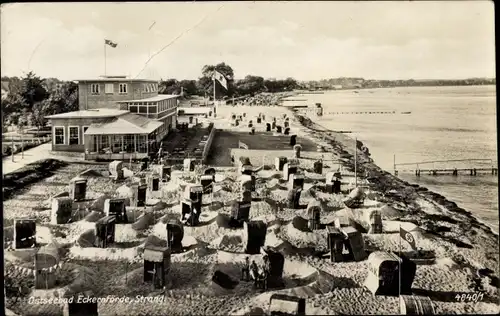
[354,137,357,188]
[393,154,396,175]
[11,135,14,162]
[21,128,24,159]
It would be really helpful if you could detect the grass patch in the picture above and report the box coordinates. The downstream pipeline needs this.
[3,159,68,201]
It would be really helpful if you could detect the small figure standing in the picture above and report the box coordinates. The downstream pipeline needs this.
[250,260,259,287]
[262,255,270,290]
[157,146,163,160]
[241,257,250,281]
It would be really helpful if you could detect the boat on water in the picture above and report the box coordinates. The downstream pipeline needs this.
[401,111,412,114]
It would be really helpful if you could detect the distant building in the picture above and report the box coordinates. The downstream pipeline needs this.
[177,107,213,125]
[76,76,159,110]
[45,76,179,160]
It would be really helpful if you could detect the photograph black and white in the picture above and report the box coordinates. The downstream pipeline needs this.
[1,1,498,315]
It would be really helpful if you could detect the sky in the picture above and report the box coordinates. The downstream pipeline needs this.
[0,1,495,81]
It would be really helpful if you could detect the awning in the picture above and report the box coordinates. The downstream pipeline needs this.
[84,113,163,135]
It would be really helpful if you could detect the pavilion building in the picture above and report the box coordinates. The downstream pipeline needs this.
[45,76,179,160]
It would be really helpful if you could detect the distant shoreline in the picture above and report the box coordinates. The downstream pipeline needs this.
[290,107,499,237]
[292,83,496,94]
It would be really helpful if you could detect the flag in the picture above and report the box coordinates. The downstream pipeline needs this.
[105,39,118,48]
[238,141,249,150]
[400,226,417,250]
[212,70,228,90]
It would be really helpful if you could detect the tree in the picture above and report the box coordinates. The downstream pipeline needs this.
[199,62,235,98]
[179,80,198,95]
[20,71,49,111]
[235,75,265,96]
[31,99,52,129]
[2,92,26,127]
[159,79,180,95]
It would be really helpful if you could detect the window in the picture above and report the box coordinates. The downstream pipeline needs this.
[54,127,65,145]
[82,126,89,144]
[111,135,122,153]
[148,106,157,114]
[138,106,147,114]
[137,135,147,153]
[69,126,79,145]
[119,83,127,94]
[124,134,134,153]
[100,135,109,152]
[90,84,100,94]
[143,83,148,92]
[105,84,114,94]
[129,106,138,113]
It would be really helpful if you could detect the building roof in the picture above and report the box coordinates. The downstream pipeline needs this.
[178,107,213,115]
[74,78,158,83]
[116,94,180,103]
[84,113,163,135]
[45,109,129,119]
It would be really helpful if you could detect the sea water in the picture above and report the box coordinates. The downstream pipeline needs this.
[287,85,498,233]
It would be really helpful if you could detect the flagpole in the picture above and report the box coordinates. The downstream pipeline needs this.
[213,76,216,113]
[104,41,107,76]
[399,224,402,298]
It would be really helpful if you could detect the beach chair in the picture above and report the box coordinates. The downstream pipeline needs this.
[95,216,116,248]
[341,226,367,261]
[166,219,184,253]
[306,201,321,230]
[269,294,306,316]
[326,226,344,262]
[364,251,404,296]
[14,219,36,249]
[400,295,435,315]
[242,221,267,254]
[293,144,302,158]
[275,156,288,171]
[69,177,87,201]
[143,245,171,289]
[104,198,127,223]
[109,160,124,180]
[51,197,73,224]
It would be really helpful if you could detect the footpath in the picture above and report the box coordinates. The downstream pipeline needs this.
[2,143,83,175]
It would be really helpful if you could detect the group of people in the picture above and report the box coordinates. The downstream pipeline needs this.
[241,255,271,291]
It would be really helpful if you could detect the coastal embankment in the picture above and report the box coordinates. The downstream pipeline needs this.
[293,109,499,275]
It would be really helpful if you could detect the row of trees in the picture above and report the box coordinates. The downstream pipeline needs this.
[158,62,299,98]
[2,72,78,131]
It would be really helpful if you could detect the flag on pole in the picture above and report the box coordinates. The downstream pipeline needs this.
[238,141,249,150]
[105,39,118,48]
[400,226,417,250]
[213,70,228,90]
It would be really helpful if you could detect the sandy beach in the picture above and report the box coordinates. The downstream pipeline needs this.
[4,105,499,315]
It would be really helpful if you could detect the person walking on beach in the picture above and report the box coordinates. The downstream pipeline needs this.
[262,255,271,290]
[157,146,163,161]
[250,260,259,287]
[241,257,250,281]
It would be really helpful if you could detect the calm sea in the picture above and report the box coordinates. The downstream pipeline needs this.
[286,85,498,233]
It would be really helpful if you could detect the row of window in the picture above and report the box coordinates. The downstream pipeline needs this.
[89,134,149,153]
[127,99,176,115]
[89,83,158,95]
[54,126,89,145]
